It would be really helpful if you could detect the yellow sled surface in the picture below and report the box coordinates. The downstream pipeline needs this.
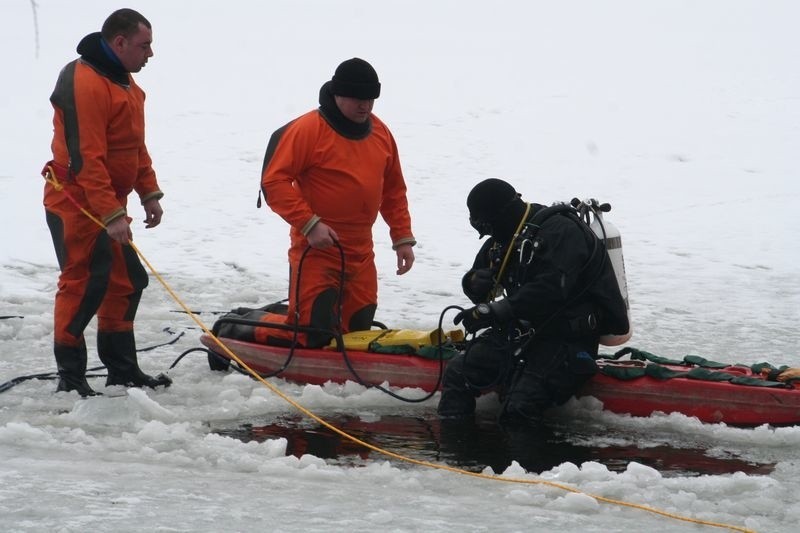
[326,328,465,351]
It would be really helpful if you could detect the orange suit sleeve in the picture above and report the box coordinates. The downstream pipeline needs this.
[377,124,415,248]
[261,113,320,233]
[132,85,162,204]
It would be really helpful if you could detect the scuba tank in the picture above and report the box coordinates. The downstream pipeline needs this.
[575,199,632,346]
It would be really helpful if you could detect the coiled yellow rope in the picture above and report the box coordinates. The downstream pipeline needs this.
[43,169,755,533]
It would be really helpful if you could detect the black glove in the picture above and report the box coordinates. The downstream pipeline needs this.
[454,300,514,334]
[462,268,496,303]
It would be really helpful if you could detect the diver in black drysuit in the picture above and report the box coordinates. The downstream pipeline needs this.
[437,178,629,425]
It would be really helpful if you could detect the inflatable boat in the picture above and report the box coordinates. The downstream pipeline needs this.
[199,319,800,427]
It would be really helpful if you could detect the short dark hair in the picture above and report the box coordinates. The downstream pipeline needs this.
[101,8,151,41]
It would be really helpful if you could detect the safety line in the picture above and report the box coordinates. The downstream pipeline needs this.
[43,170,755,533]
[138,247,755,533]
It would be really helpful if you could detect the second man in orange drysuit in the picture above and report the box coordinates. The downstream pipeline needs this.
[43,9,171,396]
[261,58,416,347]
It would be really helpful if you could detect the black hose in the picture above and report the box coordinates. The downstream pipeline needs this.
[199,241,451,403]
[292,242,447,403]
[1,330,185,394]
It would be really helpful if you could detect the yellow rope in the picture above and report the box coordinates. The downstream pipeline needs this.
[184,313,755,532]
[44,170,755,533]
[43,166,106,228]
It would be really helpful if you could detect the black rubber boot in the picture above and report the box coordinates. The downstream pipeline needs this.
[437,388,477,419]
[54,341,99,397]
[499,364,550,426]
[97,331,172,389]
[437,354,478,418]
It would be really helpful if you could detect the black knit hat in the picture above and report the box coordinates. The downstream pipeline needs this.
[467,178,524,240]
[331,58,381,100]
[467,179,519,221]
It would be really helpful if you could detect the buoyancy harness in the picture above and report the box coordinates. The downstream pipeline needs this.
[485,200,629,344]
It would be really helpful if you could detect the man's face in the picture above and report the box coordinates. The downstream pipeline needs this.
[111,23,153,73]
[334,95,374,123]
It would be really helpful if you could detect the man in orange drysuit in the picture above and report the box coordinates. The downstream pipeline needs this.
[261,58,416,347]
[43,9,171,396]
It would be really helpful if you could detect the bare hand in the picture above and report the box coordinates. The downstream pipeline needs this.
[307,221,338,249]
[395,244,415,275]
[143,198,163,228]
[106,217,132,244]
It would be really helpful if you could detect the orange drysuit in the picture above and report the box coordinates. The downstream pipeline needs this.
[261,91,415,347]
[44,34,162,348]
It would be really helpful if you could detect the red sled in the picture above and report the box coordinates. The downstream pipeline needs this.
[200,333,800,427]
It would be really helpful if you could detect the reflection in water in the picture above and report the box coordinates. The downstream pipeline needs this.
[214,413,774,477]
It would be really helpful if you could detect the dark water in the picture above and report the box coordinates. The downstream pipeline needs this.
[213,412,774,477]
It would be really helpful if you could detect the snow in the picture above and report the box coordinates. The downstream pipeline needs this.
[1,1,799,532]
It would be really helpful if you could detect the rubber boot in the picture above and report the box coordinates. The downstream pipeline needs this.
[499,365,548,427]
[54,341,99,397]
[97,331,172,389]
[437,354,478,419]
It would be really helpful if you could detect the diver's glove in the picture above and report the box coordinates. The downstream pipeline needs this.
[454,300,514,334]
[461,268,496,303]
